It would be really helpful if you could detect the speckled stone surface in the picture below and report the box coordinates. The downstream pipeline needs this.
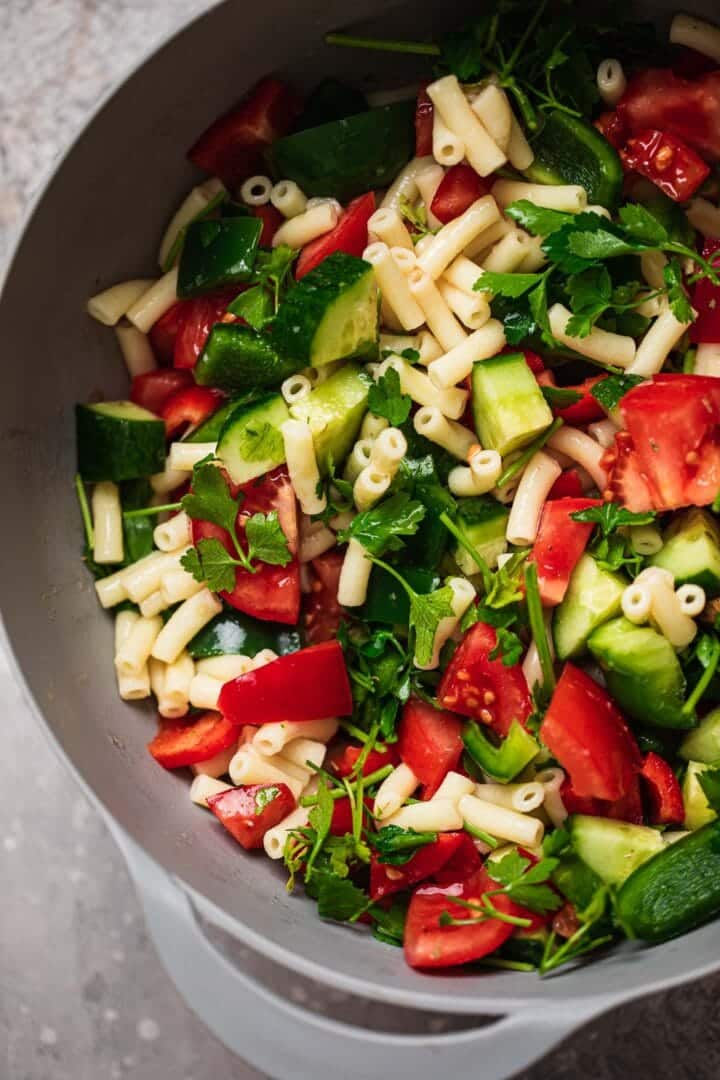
[2,3,720,1078]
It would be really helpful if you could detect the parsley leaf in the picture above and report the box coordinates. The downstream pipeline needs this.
[664,257,694,324]
[181,461,239,535]
[570,502,655,576]
[505,200,573,237]
[254,244,298,312]
[486,852,563,915]
[367,367,412,425]
[228,285,273,330]
[618,203,669,246]
[398,195,435,240]
[411,586,456,667]
[540,385,583,409]
[565,265,613,338]
[316,873,370,922]
[475,270,544,299]
[181,538,237,593]
[244,510,293,566]
[370,896,408,947]
[485,550,529,609]
[370,825,438,865]
[570,502,657,536]
[305,781,335,881]
[338,493,426,556]
[490,625,525,667]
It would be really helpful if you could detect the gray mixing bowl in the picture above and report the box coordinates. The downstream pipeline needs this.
[1,1,718,1076]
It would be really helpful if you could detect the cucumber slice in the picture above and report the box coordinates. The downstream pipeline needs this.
[187,609,301,659]
[177,217,261,297]
[273,253,378,369]
[269,102,415,201]
[524,112,624,209]
[680,707,720,764]
[553,553,626,660]
[289,362,370,470]
[650,509,720,596]
[195,324,301,391]
[569,814,664,886]
[184,397,257,444]
[682,761,717,831]
[216,394,290,485]
[454,497,509,576]
[76,401,166,482]
[471,352,553,456]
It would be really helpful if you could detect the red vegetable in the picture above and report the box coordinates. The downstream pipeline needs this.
[690,239,720,345]
[432,832,483,886]
[605,775,645,825]
[160,386,224,439]
[595,110,629,151]
[554,375,607,425]
[640,752,685,825]
[148,711,240,769]
[617,68,720,163]
[188,77,302,185]
[219,640,353,727]
[397,699,464,797]
[528,497,602,607]
[370,833,466,901]
[192,467,301,624]
[303,549,345,644]
[331,743,399,779]
[621,128,710,202]
[251,204,284,247]
[540,664,642,802]
[208,783,295,849]
[296,193,376,279]
[414,84,434,156]
[174,290,238,370]
[330,796,354,837]
[549,468,584,499]
[438,622,532,737]
[430,164,490,224]
[130,368,193,416]
[149,301,186,362]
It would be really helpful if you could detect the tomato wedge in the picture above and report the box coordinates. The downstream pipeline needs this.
[330,742,399,779]
[130,368,193,416]
[174,289,238,370]
[191,467,301,624]
[208,783,295,849]
[640,752,685,825]
[528,497,601,607]
[219,640,353,727]
[553,375,607,425]
[188,77,302,184]
[397,699,464,797]
[432,833,483,886]
[160,386,224,439]
[430,164,490,224]
[370,833,466,901]
[617,68,720,162]
[303,550,345,644]
[548,468,584,499]
[621,128,710,202]
[296,193,376,279]
[148,711,240,769]
[691,239,720,345]
[149,301,186,362]
[540,664,642,801]
[414,84,434,156]
[438,623,532,737]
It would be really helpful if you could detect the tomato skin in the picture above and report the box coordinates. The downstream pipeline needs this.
[549,468,584,499]
[414,84,434,156]
[251,204,284,247]
[540,664,642,801]
[370,833,466,901]
[188,77,302,184]
[160,386,224,439]
[303,550,345,644]
[528,497,602,607]
[605,775,644,825]
[432,832,483,886]
[691,239,720,345]
[174,290,238,370]
[621,128,710,202]
[438,623,532,737]
[148,711,240,769]
[617,68,720,163]
[430,164,490,224]
[397,699,464,798]
[330,743,399,779]
[640,752,685,825]
[130,368,193,415]
[208,783,295,849]
[296,193,376,279]
[555,376,607,425]
[219,640,353,726]
[595,110,629,151]
[191,467,301,624]
[149,301,186,362]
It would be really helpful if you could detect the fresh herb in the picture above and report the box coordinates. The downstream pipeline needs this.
[590,373,644,414]
[255,786,282,814]
[367,367,413,425]
[338,493,426,556]
[312,454,354,526]
[228,285,273,330]
[304,780,336,881]
[315,873,370,921]
[540,385,583,409]
[370,825,438,865]
[712,490,720,515]
[524,562,556,692]
[664,257,695,324]
[74,474,94,550]
[486,850,564,915]
[339,624,414,741]
[439,510,492,591]
[698,766,720,815]
[228,245,299,328]
[490,624,525,666]
[370,897,408,946]
[367,557,456,667]
[122,501,183,520]
[682,633,720,718]
[485,550,530,609]
[539,885,615,975]
[495,418,563,490]
[570,502,657,535]
[398,195,436,241]
[570,501,656,575]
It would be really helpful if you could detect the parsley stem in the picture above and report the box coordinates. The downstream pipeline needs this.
[463,822,500,848]
[478,957,537,972]
[74,474,95,549]
[504,0,547,77]
[524,562,556,693]
[339,719,372,744]
[496,418,564,490]
[324,32,440,56]
[122,501,182,519]
[352,721,379,779]
[439,512,492,591]
[366,556,416,602]
[299,764,393,806]
[682,637,720,716]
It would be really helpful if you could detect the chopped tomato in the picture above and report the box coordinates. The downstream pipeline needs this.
[617,68,720,162]
[554,376,607,425]
[174,290,238,370]
[528,497,602,607]
[540,664,642,801]
[330,796,354,837]
[191,467,300,623]
[560,777,604,817]
[430,164,490,224]
[330,742,399,779]
[296,193,376,279]
[130,368,193,416]
[148,711,240,769]
[432,833,483,886]
[438,622,532,737]
[414,84,433,156]
[404,867,524,969]
[621,128,710,202]
[397,699,464,797]
[149,301,186,362]
[690,239,720,345]
[595,110,629,151]
[188,77,302,184]
[549,468,584,499]
[160,386,224,439]
[552,903,581,939]
[640,752,685,825]
[208,783,295,849]
[219,640,353,726]
[605,775,644,825]
[251,204,284,247]
[303,550,345,644]
[370,833,466,901]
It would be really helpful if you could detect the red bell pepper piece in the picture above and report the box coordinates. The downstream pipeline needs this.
[559,777,605,817]
[617,67,720,163]
[149,301,186,362]
[188,77,302,185]
[219,640,353,727]
[331,742,399,779]
[370,833,466,901]
[148,711,240,769]
[296,193,376,279]
[160,386,224,439]
[640,752,685,825]
[414,84,434,156]
[555,376,607,425]
[621,128,710,202]
[173,290,239,370]
[541,665,642,801]
[397,699,464,797]
[549,468,584,499]
[605,775,645,825]
[432,832,483,885]
[303,550,345,644]
[251,204,284,247]
[438,622,532,737]
[528,497,602,607]
[208,783,295,849]
[130,368,193,416]
[691,239,720,345]
[595,110,629,151]
[430,164,491,224]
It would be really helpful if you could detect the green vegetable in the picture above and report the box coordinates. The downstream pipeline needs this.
[680,707,720,764]
[216,394,289,485]
[683,761,718,831]
[227,245,298,329]
[485,850,563,916]
[76,402,166,483]
[289,361,371,472]
[570,501,656,575]
[370,825,438,865]
[187,609,301,659]
[453,497,509,577]
[177,217,262,297]
[524,561,556,692]
[361,565,440,626]
[195,325,301,391]
[367,367,412,425]
[590,373,644,417]
[651,509,720,596]
[184,397,255,444]
[569,814,664,886]
[462,719,539,782]
[524,112,623,208]
[367,557,455,667]
[296,78,368,130]
[471,351,553,456]
[338,493,425,557]
[553,553,626,660]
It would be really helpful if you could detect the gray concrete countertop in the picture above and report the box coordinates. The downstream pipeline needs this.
[2,3,720,1078]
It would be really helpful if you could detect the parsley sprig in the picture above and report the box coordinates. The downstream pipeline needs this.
[366,557,456,667]
[367,368,412,426]
[570,502,656,575]
[228,245,298,329]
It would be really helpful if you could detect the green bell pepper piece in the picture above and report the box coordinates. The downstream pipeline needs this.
[177,217,262,297]
[462,719,540,782]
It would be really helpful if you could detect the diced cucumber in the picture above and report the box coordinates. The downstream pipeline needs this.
[76,401,166,482]
[471,352,552,456]
[682,761,717,831]
[177,217,261,297]
[195,324,301,390]
[553,553,626,660]
[454,497,509,575]
[650,509,720,596]
[524,112,624,209]
[289,362,370,470]
[269,102,415,201]
[680,707,720,764]
[569,814,664,886]
[184,397,256,444]
[216,394,289,484]
[187,609,301,659]
[587,617,689,729]
[273,254,378,369]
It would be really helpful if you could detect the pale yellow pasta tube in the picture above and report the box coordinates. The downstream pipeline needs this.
[448,450,502,496]
[596,59,627,106]
[125,549,189,604]
[126,269,178,334]
[432,771,476,802]
[418,196,500,279]
[522,640,544,691]
[151,589,222,664]
[140,591,168,619]
[492,179,587,213]
[548,303,637,369]
[115,614,163,678]
[417,330,444,365]
[264,806,310,860]
[686,197,720,240]
[621,581,653,624]
[381,155,435,211]
[363,242,425,331]
[95,567,129,609]
[229,745,307,799]
[150,464,188,495]
[188,673,223,710]
[695,343,720,376]
[196,655,254,680]
[407,267,467,349]
[167,442,217,472]
[387,799,464,832]
[517,235,548,273]
[154,511,191,552]
[337,538,373,607]
[353,466,391,512]
[641,251,667,290]
[505,451,562,547]
[370,427,407,474]
[428,320,506,388]
[390,246,418,277]
[443,254,483,295]
[383,356,468,419]
[253,718,339,758]
[343,438,373,483]
[87,279,155,326]
[634,568,698,649]
[158,178,225,266]
[360,413,389,440]
[414,163,445,228]
[548,426,608,492]
[114,611,151,701]
[506,115,534,171]
[474,782,545,814]
[670,13,720,63]
[374,763,419,821]
[270,180,307,218]
[281,419,325,516]
[463,217,514,261]
[627,307,694,377]
[471,84,512,152]
[427,75,506,175]
[160,568,204,606]
[281,374,312,406]
[189,775,233,808]
[299,518,336,563]
[282,738,327,773]
[437,280,490,330]
[92,482,123,564]
[628,524,663,557]
[677,584,706,618]
[413,406,475,459]
[535,767,567,828]
[115,323,156,376]
[481,229,531,273]
[368,207,414,249]
[432,111,466,166]
[459,794,544,847]
[272,202,339,249]
[379,332,420,356]
[416,577,475,670]
[158,650,194,719]
[588,418,620,449]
